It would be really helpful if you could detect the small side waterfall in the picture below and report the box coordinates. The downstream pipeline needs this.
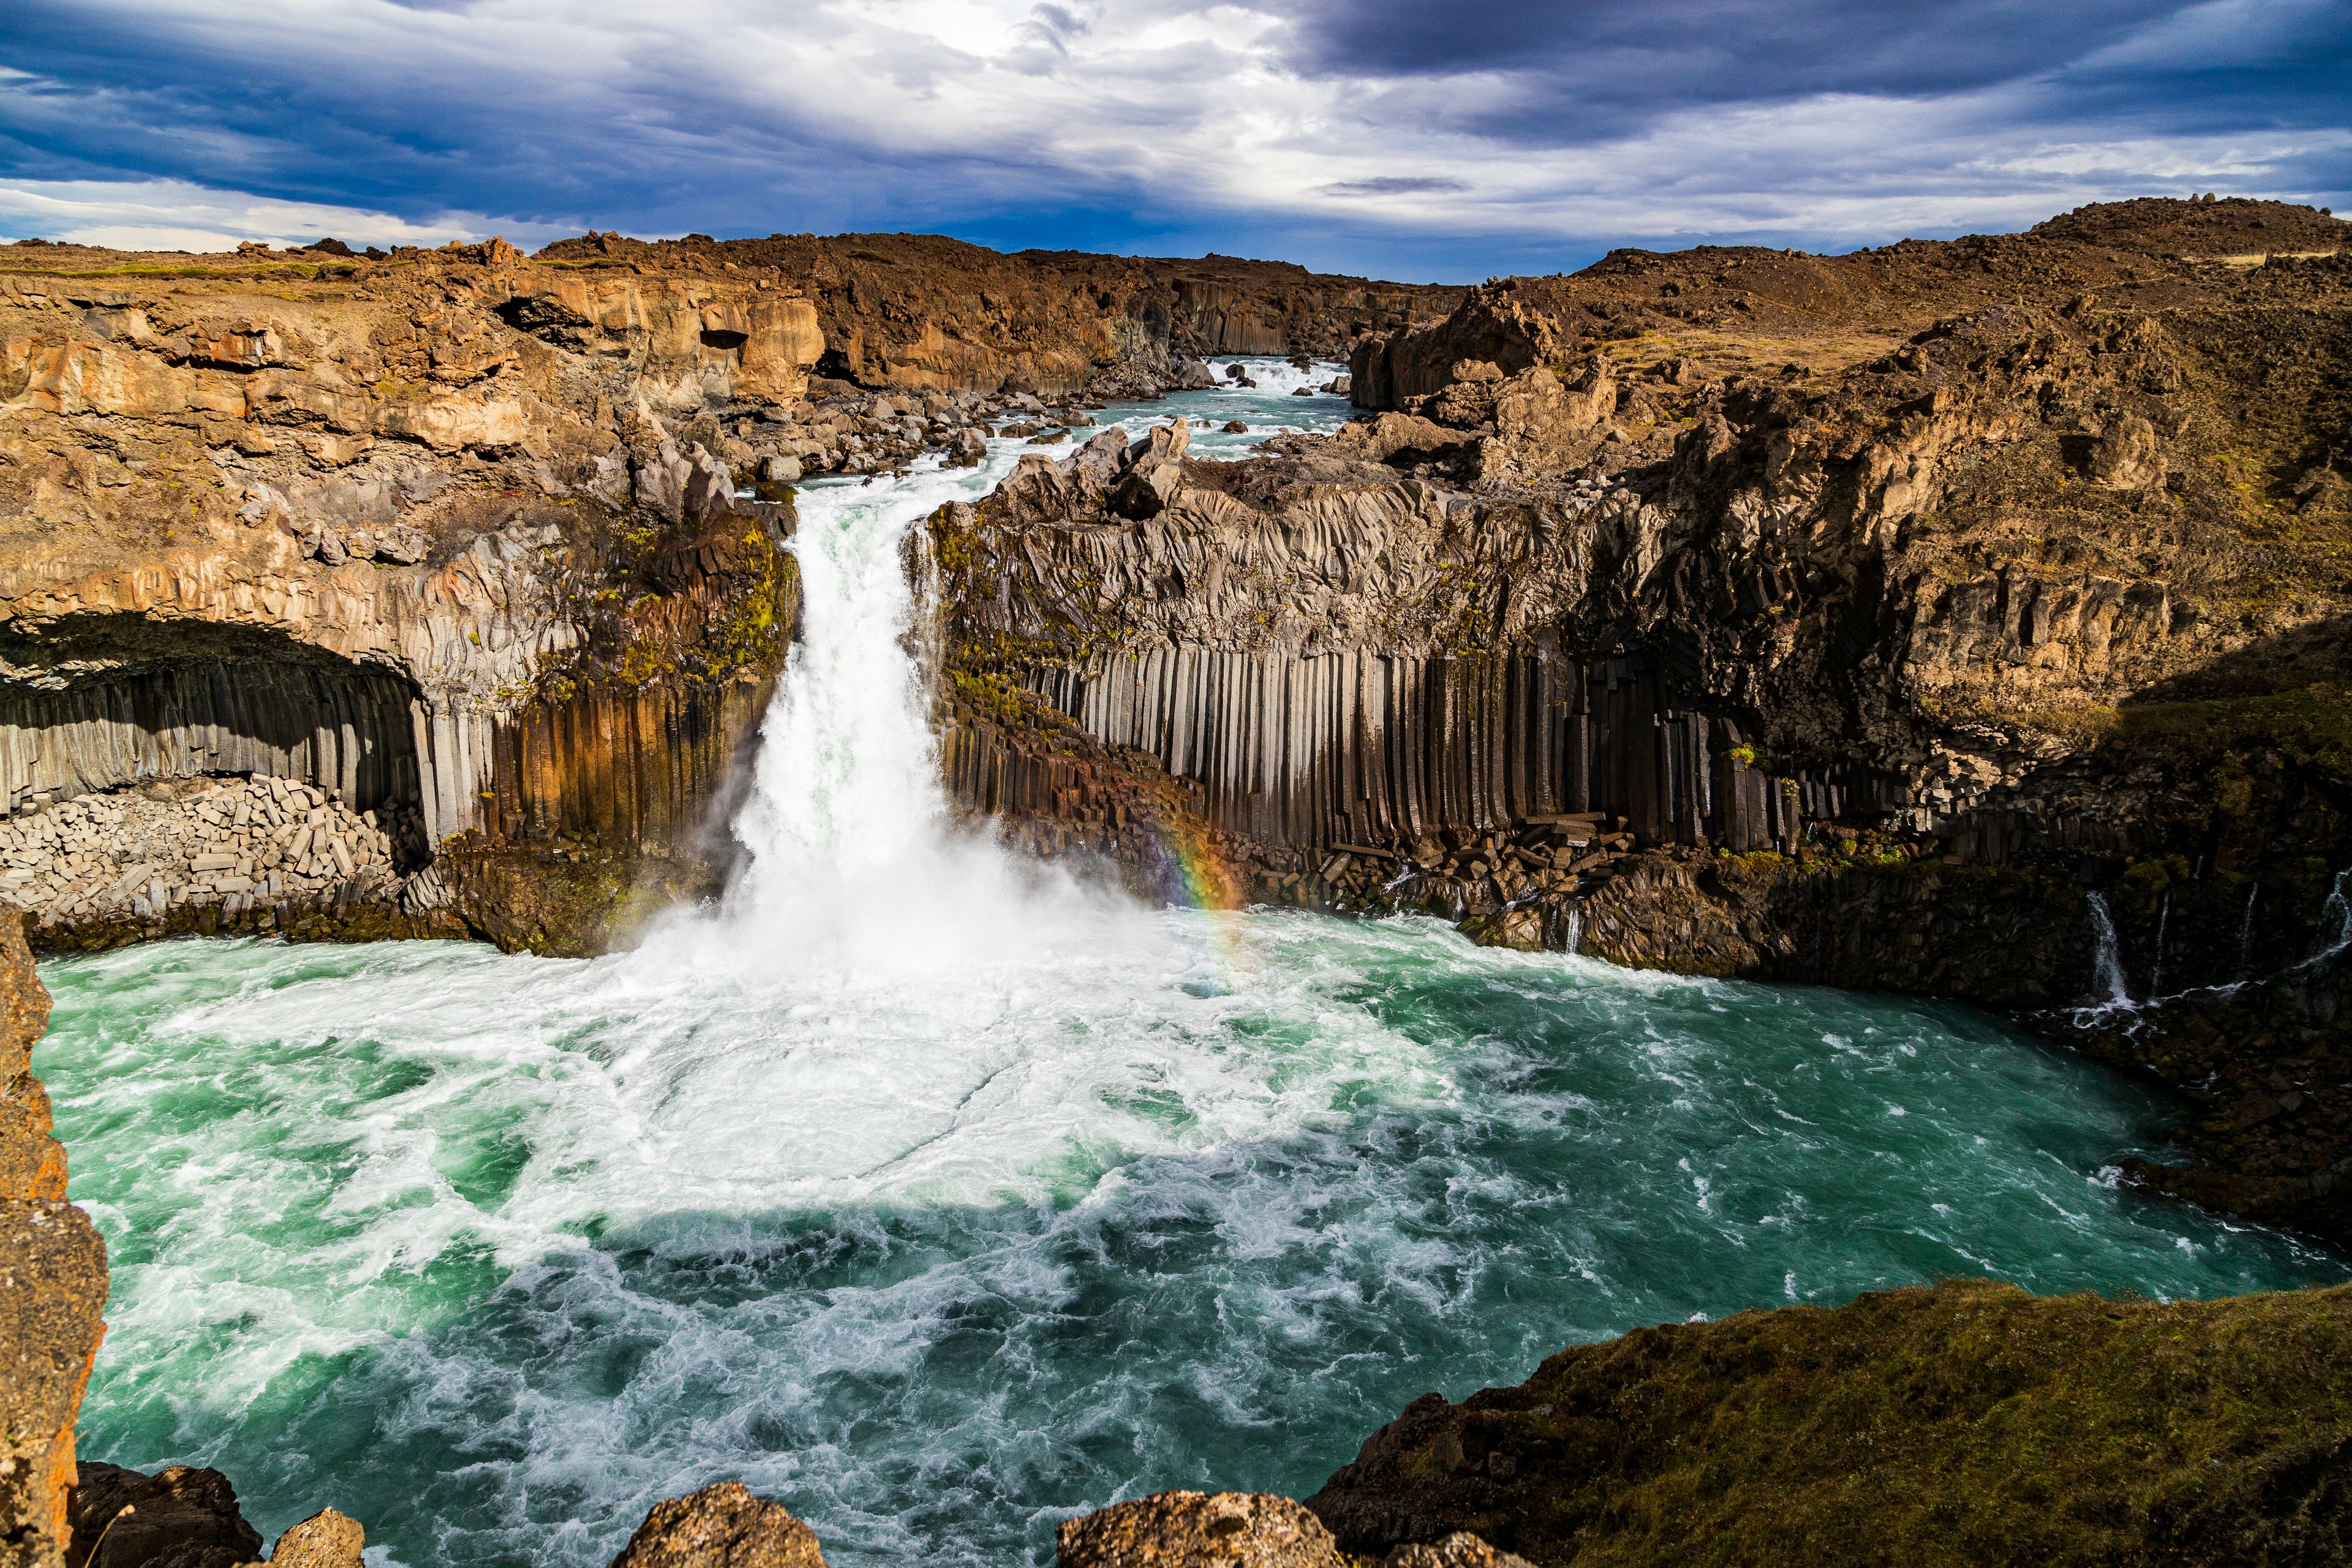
[2304,868,2352,968]
[2237,884,2260,980]
[2086,891,2132,1009]
[1562,902,1584,956]
[2147,889,2171,998]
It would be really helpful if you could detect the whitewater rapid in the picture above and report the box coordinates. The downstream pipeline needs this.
[34,362,2346,1568]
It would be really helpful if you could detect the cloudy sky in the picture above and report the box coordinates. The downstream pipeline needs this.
[3,0,2346,280]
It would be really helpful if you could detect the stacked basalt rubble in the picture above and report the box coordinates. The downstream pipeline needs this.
[0,775,439,943]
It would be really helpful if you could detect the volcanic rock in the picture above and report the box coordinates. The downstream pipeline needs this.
[264,1509,364,1568]
[1306,1280,2352,1567]
[608,1483,826,1568]
[0,910,106,1568]
[930,195,2352,1240]
[66,1463,262,1568]
[1058,1491,1345,1568]
[1381,1536,1532,1568]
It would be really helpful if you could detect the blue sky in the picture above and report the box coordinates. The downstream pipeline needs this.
[2,0,2346,282]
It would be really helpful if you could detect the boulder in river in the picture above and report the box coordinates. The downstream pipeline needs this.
[1382,1537,1534,1568]
[1461,906,1542,951]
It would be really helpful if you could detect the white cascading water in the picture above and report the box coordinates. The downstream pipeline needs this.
[652,450,1122,978]
[2301,867,2352,970]
[2085,890,2133,1011]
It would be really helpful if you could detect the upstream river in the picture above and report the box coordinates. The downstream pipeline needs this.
[36,361,2345,1568]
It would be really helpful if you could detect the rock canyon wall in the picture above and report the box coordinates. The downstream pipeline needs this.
[930,197,2352,1240]
[0,232,1449,953]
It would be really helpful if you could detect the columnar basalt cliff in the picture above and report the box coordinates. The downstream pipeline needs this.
[927,197,2352,1238]
[0,232,1444,953]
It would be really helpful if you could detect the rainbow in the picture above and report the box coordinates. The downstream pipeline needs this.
[1156,808,1245,913]
[1146,804,1255,982]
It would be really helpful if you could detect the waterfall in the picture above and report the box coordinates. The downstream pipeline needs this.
[630,442,1132,980]
[2147,889,2170,998]
[1562,902,1584,956]
[2086,891,2132,1009]
[2304,868,2352,968]
[2237,884,2259,980]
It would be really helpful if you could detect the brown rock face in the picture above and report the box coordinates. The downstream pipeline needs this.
[0,909,106,1568]
[64,1463,262,1568]
[0,903,63,1200]
[607,1483,827,1568]
[264,1508,364,1568]
[1058,1491,1346,1568]
[0,238,809,955]
[1381,1535,1532,1568]
[532,233,1460,398]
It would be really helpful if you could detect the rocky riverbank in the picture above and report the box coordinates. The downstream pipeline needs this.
[0,774,449,948]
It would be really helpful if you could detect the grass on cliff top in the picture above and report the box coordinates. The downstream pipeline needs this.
[1341,1279,2352,1568]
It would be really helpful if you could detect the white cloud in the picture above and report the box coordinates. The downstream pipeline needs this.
[0,176,573,252]
[5,0,2343,271]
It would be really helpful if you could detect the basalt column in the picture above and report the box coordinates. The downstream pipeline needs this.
[1012,643,1851,857]
[0,620,426,822]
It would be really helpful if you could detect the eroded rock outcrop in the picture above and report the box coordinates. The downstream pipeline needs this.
[1306,1280,2352,1568]
[1057,1492,1344,1568]
[0,239,824,952]
[606,1483,826,1568]
[67,1463,263,1568]
[532,233,1458,399]
[0,908,105,1568]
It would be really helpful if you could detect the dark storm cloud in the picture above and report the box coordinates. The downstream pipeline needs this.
[1280,0,2352,147]
[1285,0,2185,98]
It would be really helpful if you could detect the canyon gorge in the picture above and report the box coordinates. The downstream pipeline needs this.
[2,197,2350,1568]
